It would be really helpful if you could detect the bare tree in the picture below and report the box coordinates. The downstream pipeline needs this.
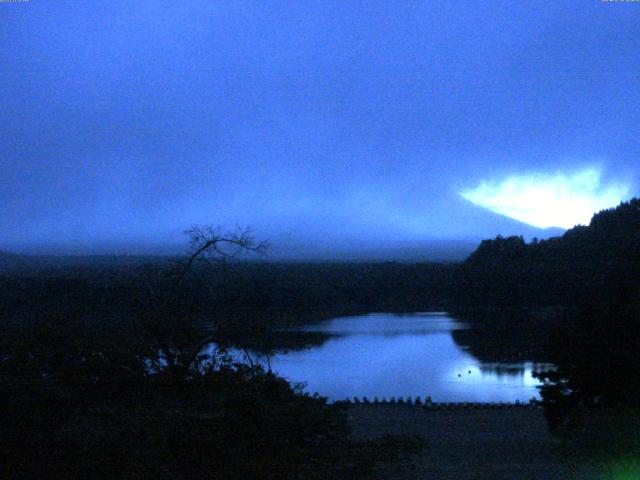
[139,226,267,378]
[175,225,267,284]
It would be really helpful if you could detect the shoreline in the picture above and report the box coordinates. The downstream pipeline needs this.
[337,398,541,409]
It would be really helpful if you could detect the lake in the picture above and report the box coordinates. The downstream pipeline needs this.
[253,312,550,403]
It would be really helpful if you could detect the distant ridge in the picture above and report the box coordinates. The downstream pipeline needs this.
[0,251,28,269]
[0,194,570,263]
[264,195,566,261]
[0,251,175,271]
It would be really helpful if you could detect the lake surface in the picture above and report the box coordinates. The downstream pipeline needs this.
[258,312,549,403]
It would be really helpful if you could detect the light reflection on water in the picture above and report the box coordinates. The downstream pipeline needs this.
[261,313,549,402]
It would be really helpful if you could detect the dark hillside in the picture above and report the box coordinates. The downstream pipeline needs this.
[453,198,640,308]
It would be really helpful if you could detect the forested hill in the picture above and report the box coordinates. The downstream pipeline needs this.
[454,198,640,308]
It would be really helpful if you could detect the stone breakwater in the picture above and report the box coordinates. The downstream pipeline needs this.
[335,396,541,410]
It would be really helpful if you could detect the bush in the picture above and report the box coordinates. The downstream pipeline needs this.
[0,318,349,479]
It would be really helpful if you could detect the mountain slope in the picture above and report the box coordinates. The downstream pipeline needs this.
[455,198,640,307]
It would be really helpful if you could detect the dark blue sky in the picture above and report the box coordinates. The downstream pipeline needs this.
[2,1,639,255]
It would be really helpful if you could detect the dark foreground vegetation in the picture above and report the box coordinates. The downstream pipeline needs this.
[1,228,430,479]
[1,199,639,477]
[0,321,423,479]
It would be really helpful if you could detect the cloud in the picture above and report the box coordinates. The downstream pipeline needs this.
[460,168,630,229]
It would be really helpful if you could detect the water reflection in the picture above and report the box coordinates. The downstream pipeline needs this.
[262,313,550,402]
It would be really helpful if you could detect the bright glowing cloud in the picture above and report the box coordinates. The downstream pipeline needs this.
[460,168,629,229]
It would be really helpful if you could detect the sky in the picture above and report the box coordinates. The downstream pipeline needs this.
[1,1,639,256]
